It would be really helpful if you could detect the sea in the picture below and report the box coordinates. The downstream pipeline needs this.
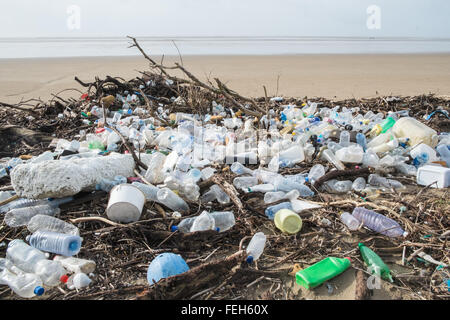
[0,36,450,59]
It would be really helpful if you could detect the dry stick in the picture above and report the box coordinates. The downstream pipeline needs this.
[70,216,124,227]
[110,126,148,171]
[137,88,170,126]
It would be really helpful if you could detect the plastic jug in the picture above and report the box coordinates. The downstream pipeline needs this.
[295,257,351,289]
[392,117,438,147]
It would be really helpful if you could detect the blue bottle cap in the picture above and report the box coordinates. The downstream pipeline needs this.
[304,177,309,182]
[69,240,79,252]
[246,256,254,264]
[216,227,220,232]
[171,225,178,232]
[34,286,44,296]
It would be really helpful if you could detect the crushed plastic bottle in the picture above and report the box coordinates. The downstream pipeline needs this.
[4,204,61,228]
[27,214,80,236]
[147,253,189,285]
[340,211,361,231]
[157,187,189,213]
[0,260,45,298]
[352,207,408,238]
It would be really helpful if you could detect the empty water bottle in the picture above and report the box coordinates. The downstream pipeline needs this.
[201,185,230,204]
[190,211,217,232]
[210,211,235,232]
[264,191,286,204]
[132,181,160,202]
[4,204,60,227]
[265,202,293,220]
[53,256,96,274]
[157,188,189,213]
[307,164,325,184]
[352,177,366,191]
[356,132,367,151]
[368,174,405,190]
[321,149,346,170]
[340,212,360,231]
[339,130,350,147]
[27,230,82,256]
[6,240,67,286]
[27,214,80,236]
[233,176,259,190]
[352,207,408,238]
[0,263,44,298]
[147,253,190,285]
[436,144,450,167]
[246,232,266,263]
[171,216,197,233]
[1,198,49,214]
[248,184,275,193]
[230,162,254,175]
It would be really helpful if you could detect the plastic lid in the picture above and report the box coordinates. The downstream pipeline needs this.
[403,231,409,238]
[34,286,44,296]
[69,240,79,251]
[216,227,220,232]
[246,256,254,264]
[170,225,179,232]
[60,274,69,283]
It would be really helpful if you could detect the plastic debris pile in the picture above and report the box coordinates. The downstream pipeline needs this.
[0,39,449,300]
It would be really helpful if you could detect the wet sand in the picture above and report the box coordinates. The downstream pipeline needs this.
[1,54,450,104]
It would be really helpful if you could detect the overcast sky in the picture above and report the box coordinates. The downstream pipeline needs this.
[1,0,449,38]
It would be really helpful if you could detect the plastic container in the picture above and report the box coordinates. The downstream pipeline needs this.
[436,144,450,167]
[0,266,44,298]
[264,191,287,204]
[359,243,393,282]
[53,256,96,274]
[201,185,230,204]
[4,204,60,227]
[248,184,275,193]
[352,207,408,238]
[307,164,325,184]
[335,145,364,164]
[340,212,360,231]
[416,165,450,188]
[171,216,196,233]
[230,162,254,175]
[265,202,293,220]
[274,209,303,234]
[321,149,345,170]
[210,211,235,232]
[131,181,160,202]
[66,273,92,290]
[410,143,438,164]
[157,187,190,213]
[190,211,216,232]
[246,232,266,263]
[27,230,82,256]
[107,184,145,223]
[392,117,438,147]
[295,257,351,289]
[233,176,259,190]
[27,214,80,236]
[352,177,366,191]
[147,253,190,285]
[278,145,305,167]
[339,130,350,147]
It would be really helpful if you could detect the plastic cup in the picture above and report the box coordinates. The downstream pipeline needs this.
[106,184,145,223]
[274,209,303,234]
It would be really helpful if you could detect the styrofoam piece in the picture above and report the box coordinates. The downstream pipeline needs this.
[10,153,153,199]
[416,165,450,188]
[106,184,145,223]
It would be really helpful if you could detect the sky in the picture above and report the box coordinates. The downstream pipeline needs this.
[0,0,449,38]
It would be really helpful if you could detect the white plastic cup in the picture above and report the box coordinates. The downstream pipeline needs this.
[106,184,145,223]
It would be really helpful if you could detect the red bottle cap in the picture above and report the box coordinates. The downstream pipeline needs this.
[60,274,69,283]
[344,257,352,263]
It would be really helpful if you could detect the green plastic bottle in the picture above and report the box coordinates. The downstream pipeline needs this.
[358,243,393,282]
[380,116,396,133]
[295,257,351,289]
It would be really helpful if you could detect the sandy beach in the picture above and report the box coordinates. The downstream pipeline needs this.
[1,54,450,104]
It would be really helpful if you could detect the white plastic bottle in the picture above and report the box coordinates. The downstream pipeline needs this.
[4,204,60,227]
[340,212,360,231]
[26,230,82,256]
[246,232,266,263]
[190,211,216,232]
[157,187,190,213]
[27,214,80,236]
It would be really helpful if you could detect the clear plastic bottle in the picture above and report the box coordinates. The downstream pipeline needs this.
[340,212,360,231]
[190,211,217,232]
[6,240,67,286]
[131,181,160,202]
[233,176,259,190]
[210,211,235,232]
[278,145,305,167]
[339,130,350,147]
[210,185,230,204]
[248,183,275,193]
[230,162,254,175]
[0,198,48,214]
[156,188,190,213]
[53,256,96,274]
[144,152,167,184]
[352,177,366,191]
[27,214,80,236]
[436,144,450,167]
[0,263,44,298]
[246,232,267,263]
[27,230,82,256]
[264,191,287,204]
[352,207,408,238]
[321,149,346,170]
[273,177,314,197]
[335,145,364,164]
[307,164,326,184]
[265,202,293,220]
[171,216,197,233]
[4,204,61,227]
[368,174,405,190]
[356,132,367,151]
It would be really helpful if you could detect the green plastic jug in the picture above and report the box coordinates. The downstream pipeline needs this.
[295,257,351,289]
[359,243,393,282]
